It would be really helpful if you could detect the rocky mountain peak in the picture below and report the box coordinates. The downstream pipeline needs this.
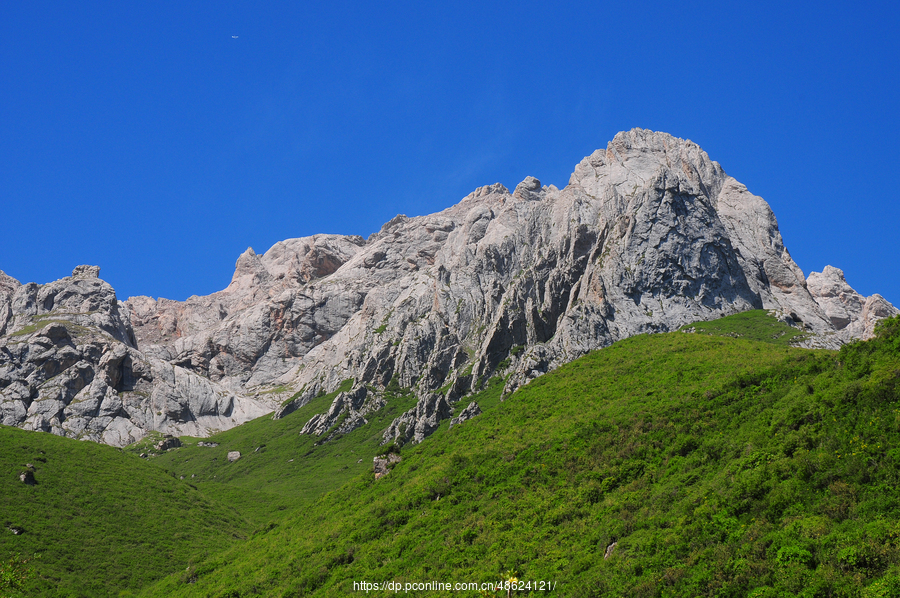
[2,130,896,447]
[0,268,267,445]
[72,265,101,279]
[513,176,543,201]
[461,183,509,204]
[228,247,270,292]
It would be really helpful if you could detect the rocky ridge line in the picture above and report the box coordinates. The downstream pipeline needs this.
[2,129,896,447]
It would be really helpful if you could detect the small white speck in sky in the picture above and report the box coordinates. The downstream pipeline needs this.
[232,35,238,39]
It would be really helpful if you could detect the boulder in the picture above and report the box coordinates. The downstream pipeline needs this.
[374,453,401,479]
[155,435,182,451]
[72,265,101,279]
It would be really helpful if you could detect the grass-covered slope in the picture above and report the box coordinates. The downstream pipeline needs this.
[138,313,900,597]
[136,379,419,527]
[0,426,249,597]
[140,369,509,529]
[678,308,809,346]
[0,360,508,596]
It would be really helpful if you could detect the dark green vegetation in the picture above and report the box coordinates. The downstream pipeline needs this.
[5,311,900,596]
[0,426,247,597]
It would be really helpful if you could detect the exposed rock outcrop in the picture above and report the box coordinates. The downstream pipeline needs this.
[806,266,898,342]
[449,401,482,429]
[374,453,402,479]
[299,385,385,440]
[286,131,895,443]
[19,468,36,486]
[125,234,366,397]
[0,267,268,446]
[604,541,618,560]
[381,392,453,444]
[155,435,182,451]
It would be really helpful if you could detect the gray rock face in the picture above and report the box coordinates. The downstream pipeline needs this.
[299,385,385,440]
[72,265,101,279]
[806,266,898,342]
[126,234,366,401]
[3,130,895,448]
[381,392,453,444]
[0,267,268,446]
[284,130,894,443]
[155,435,182,451]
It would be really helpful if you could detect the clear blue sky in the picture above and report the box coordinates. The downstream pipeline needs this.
[2,1,898,306]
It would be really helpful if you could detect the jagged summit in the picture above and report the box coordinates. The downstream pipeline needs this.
[1,130,896,446]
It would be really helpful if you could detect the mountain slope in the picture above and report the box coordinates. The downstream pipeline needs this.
[0,425,250,597]
[137,314,900,597]
[124,128,897,445]
[1,129,896,446]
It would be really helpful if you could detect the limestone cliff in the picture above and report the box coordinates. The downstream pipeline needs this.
[124,129,897,445]
[1,129,895,447]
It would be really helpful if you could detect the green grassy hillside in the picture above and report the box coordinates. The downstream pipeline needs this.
[137,379,419,527]
[139,367,508,530]
[6,312,900,597]
[0,426,249,597]
[678,308,809,346]
[134,313,900,597]
[0,342,507,597]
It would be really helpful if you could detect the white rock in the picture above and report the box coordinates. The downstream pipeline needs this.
[807,266,898,341]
